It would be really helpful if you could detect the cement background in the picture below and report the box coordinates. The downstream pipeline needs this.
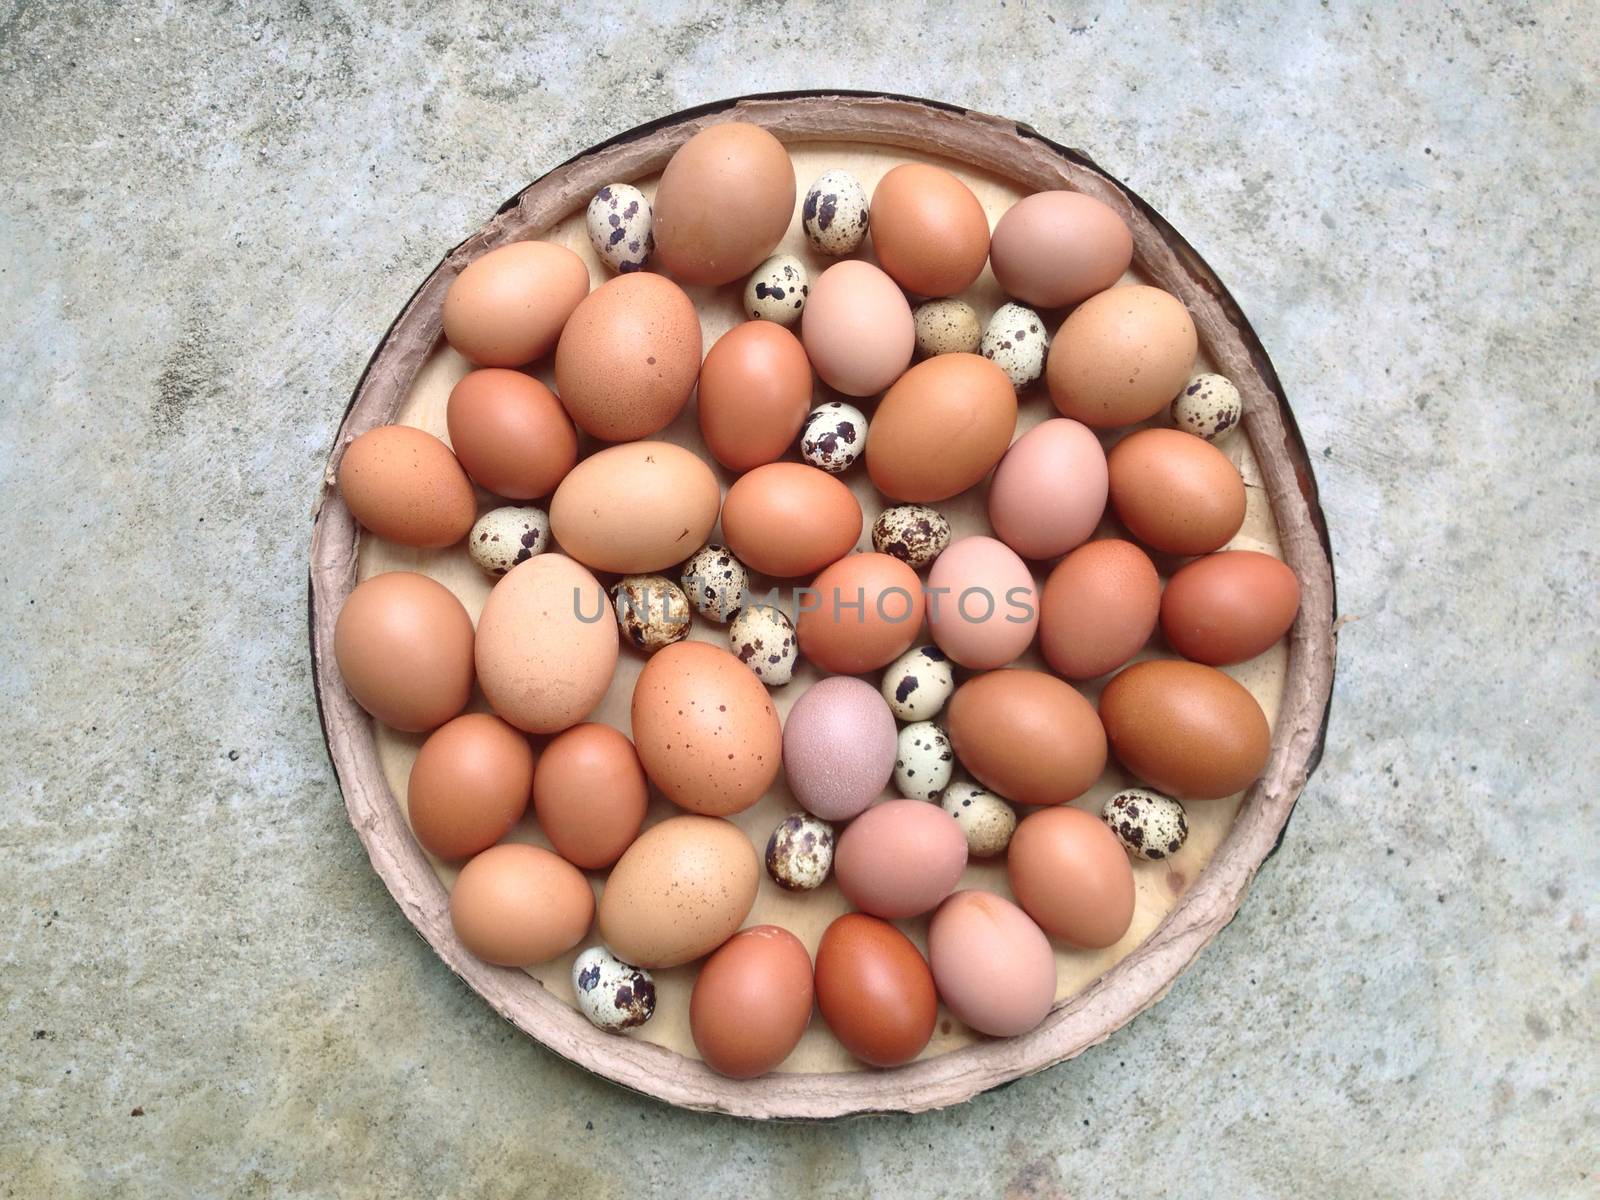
[1,3,1594,1197]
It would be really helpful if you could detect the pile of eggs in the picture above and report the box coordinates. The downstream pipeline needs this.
[331,123,1300,1077]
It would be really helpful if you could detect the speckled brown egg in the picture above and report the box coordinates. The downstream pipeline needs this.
[814,913,937,1068]
[553,272,702,441]
[653,122,796,286]
[1106,428,1247,557]
[1098,659,1271,800]
[1047,285,1197,428]
[630,640,782,816]
[869,163,990,298]
[597,814,759,968]
[338,425,476,549]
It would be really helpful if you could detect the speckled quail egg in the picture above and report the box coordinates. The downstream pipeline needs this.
[802,169,870,256]
[744,253,809,326]
[894,721,954,802]
[585,183,653,274]
[680,544,749,624]
[764,812,835,892]
[799,400,868,474]
[941,781,1017,858]
[572,947,656,1032]
[880,644,956,721]
[913,299,981,357]
[1103,788,1190,861]
[611,574,691,654]
[467,505,550,577]
[871,505,952,571]
[981,302,1049,389]
[729,604,798,687]
[1172,373,1243,441]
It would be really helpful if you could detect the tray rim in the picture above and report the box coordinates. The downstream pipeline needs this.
[307,90,1337,1119]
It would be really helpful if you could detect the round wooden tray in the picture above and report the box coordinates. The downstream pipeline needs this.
[309,92,1336,1119]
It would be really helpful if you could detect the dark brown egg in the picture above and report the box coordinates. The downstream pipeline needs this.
[814,913,937,1068]
[1160,550,1301,665]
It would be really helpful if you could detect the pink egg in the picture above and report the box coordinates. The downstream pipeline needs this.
[801,261,915,397]
[987,418,1109,560]
[835,800,968,918]
[782,676,897,821]
[926,536,1040,669]
[928,890,1057,1037]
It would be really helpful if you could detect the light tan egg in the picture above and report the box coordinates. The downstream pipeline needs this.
[549,441,720,574]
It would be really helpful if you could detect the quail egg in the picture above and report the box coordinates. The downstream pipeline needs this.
[680,544,749,623]
[1171,373,1243,441]
[894,721,954,802]
[913,298,981,357]
[729,604,798,687]
[744,253,809,326]
[764,812,836,892]
[611,574,691,654]
[467,505,550,577]
[572,947,656,1032]
[981,302,1049,389]
[871,505,951,571]
[880,644,955,721]
[585,183,653,274]
[802,168,870,256]
[941,781,1017,858]
[799,400,868,474]
[1103,788,1190,860]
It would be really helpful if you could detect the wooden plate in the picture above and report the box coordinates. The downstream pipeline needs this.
[308,92,1336,1119]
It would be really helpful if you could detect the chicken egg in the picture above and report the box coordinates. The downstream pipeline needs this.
[1008,806,1136,949]
[550,441,720,575]
[834,799,968,919]
[441,241,589,368]
[691,926,815,1079]
[926,536,1039,670]
[796,552,926,675]
[928,891,1056,1037]
[866,353,1017,503]
[801,260,915,397]
[946,669,1106,807]
[338,425,476,549]
[1160,549,1301,666]
[721,462,862,578]
[532,722,648,870]
[814,913,937,1068]
[407,713,534,860]
[334,571,475,733]
[1106,428,1247,557]
[783,675,898,822]
[696,321,813,472]
[869,162,990,297]
[446,369,578,501]
[1047,285,1197,428]
[1038,539,1161,680]
[653,122,795,286]
[989,190,1133,309]
[449,843,594,967]
[987,418,1108,561]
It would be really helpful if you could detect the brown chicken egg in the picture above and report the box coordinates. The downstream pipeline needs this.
[441,240,590,368]
[553,272,702,441]
[720,462,862,578]
[407,713,535,861]
[445,369,578,499]
[697,321,813,471]
[449,843,594,966]
[532,723,648,869]
[1047,285,1198,428]
[1039,539,1162,679]
[1160,550,1301,666]
[1099,659,1271,799]
[597,814,760,968]
[1008,807,1136,949]
[814,913,937,1068]
[549,441,720,574]
[1107,428,1247,556]
[474,554,618,734]
[334,571,474,733]
[652,122,796,286]
[869,163,990,298]
[631,640,782,816]
[928,891,1057,1036]
[946,669,1106,806]
[989,190,1134,309]
[801,260,915,397]
[866,353,1017,503]
[797,552,926,675]
[338,425,476,549]
[690,926,815,1079]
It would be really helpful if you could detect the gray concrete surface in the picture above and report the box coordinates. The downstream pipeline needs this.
[2,2,1595,1197]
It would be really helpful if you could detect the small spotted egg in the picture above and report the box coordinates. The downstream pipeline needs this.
[468,505,550,577]
[611,575,691,654]
[572,947,656,1032]
[585,183,654,274]
[765,812,836,891]
[799,400,868,474]
[1103,788,1190,861]
[744,253,810,326]
[871,505,951,571]
[880,644,955,722]
[913,299,982,357]
[1172,373,1243,441]
[941,781,1017,858]
[680,544,750,624]
[802,168,870,256]
[894,721,954,802]
[729,604,798,687]
[981,302,1049,389]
